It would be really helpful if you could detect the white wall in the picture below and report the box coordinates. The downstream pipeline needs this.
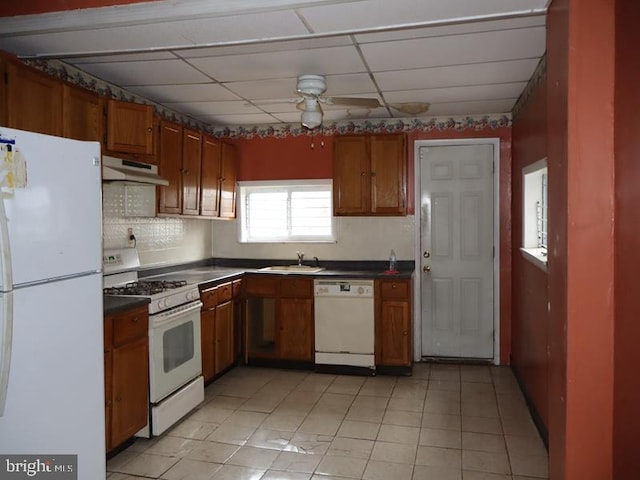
[102,183,212,266]
[211,215,415,261]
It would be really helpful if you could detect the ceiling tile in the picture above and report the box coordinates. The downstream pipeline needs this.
[299,0,547,34]
[77,59,211,86]
[383,82,527,104]
[224,78,299,100]
[127,84,241,103]
[186,45,366,82]
[162,101,262,116]
[323,73,378,95]
[68,51,177,64]
[361,27,545,72]
[196,113,281,125]
[355,15,546,43]
[374,58,539,91]
[178,36,353,59]
[425,99,517,116]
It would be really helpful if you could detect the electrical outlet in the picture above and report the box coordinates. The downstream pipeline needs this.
[127,228,135,247]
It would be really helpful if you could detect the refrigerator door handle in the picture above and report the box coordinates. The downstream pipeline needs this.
[0,291,12,416]
[0,190,14,416]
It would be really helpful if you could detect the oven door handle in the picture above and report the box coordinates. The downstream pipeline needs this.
[152,301,203,328]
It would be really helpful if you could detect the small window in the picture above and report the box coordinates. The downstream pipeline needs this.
[238,180,335,243]
[521,159,548,269]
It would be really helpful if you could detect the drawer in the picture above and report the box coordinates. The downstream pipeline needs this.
[200,287,218,309]
[280,278,313,298]
[112,306,148,347]
[103,315,113,351]
[232,279,243,298]
[379,280,410,300]
[217,282,233,303]
[244,276,279,297]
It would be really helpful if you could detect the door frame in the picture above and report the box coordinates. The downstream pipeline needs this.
[413,138,501,365]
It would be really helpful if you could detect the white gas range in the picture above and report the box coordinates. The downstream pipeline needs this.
[103,248,204,438]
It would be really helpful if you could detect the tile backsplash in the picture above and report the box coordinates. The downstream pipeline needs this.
[102,183,212,266]
[210,215,415,261]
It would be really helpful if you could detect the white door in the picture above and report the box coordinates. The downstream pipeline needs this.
[419,143,495,359]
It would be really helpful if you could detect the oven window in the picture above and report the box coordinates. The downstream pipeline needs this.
[163,321,195,372]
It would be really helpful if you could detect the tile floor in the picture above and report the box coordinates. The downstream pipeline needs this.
[107,364,548,480]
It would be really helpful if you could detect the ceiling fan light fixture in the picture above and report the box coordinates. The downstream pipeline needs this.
[301,110,322,129]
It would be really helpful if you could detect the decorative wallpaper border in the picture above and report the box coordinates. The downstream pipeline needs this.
[211,115,511,139]
[512,54,546,118]
[25,58,512,139]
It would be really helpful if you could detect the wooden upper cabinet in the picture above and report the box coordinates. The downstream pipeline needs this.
[5,61,62,136]
[158,120,183,214]
[219,143,238,219]
[370,134,406,214]
[333,133,406,216]
[182,128,202,215]
[200,135,222,217]
[62,84,103,142]
[106,99,154,155]
[333,135,370,215]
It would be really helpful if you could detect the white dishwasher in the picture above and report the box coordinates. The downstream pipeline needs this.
[314,279,375,374]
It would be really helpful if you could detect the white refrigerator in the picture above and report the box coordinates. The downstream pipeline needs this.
[0,127,105,477]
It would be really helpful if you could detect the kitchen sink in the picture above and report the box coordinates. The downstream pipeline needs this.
[258,265,325,273]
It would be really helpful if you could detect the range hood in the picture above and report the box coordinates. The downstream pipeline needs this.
[102,155,169,186]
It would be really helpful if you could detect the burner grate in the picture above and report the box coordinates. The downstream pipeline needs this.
[103,280,188,296]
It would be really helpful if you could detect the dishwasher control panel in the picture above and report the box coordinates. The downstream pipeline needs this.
[314,279,374,297]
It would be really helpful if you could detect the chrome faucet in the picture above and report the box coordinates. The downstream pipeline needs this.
[296,251,304,266]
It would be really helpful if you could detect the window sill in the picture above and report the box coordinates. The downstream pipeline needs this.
[520,247,548,272]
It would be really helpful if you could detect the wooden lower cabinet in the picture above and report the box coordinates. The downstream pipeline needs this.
[104,305,149,452]
[375,279,412,368]
[277,298,313,361]
[200,282,238,383]
[214,301,235,374]
[245,276,314,364]
[111,337,149,447]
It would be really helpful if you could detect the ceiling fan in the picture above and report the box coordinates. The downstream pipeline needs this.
[291,75,381,129]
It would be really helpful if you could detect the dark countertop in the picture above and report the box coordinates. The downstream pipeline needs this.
[103,295,150,315]
[105,259,414,314]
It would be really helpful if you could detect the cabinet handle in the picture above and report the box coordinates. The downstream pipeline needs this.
[131,316,138,324]
[392,284,397,289]
[361,172,366,176]
[147,127,152,133]
[403,331,408,336]
[105,400,112,407]
[115,395,122,403]
[184,169,190,176]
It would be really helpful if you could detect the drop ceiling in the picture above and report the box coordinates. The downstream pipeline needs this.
[0,0,549,127]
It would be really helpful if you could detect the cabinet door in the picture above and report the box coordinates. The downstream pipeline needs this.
[201,308,216,382]
[62,84,103,142]
[106,99,154,155]
[158,120,183,214]
[219,143,237,218]
[200,135,221,217]
[104,349,112,452]
[370,134,406,215]
[215,301,235,373]
[277,298,313,361]
[380,300,411,366]
[111,337,148,448]
[333,135,370,215]
[6,62,62,136]
[182,128,202,215]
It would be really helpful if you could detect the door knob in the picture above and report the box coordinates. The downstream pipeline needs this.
[423,251,431,258]
[423,265,431,273]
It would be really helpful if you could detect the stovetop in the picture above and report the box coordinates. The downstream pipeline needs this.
[103,280,188,297]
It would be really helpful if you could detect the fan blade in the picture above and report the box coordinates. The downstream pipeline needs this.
[323,96,381,108]
[250,97,301,105]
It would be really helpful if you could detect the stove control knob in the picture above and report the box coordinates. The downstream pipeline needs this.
[357,286,365,295]
[158,299,166,309]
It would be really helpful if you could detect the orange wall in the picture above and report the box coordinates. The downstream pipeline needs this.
[547,0,616,478]
[511,78,549,429]
[0,0,160,16]
[613,0,640,477]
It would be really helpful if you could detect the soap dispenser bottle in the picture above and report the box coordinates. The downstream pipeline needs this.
[388,249,397,272]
